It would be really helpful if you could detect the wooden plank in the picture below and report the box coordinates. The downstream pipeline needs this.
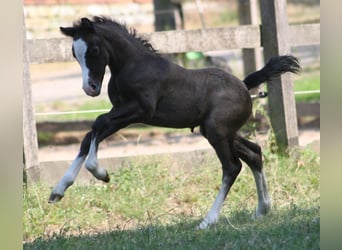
[27,26,261,63]
[28,37,73,63]
[27,24,319,64]
[260,0,299,151]
[289,23,320,46]
[23,18,40,180]
[134,25,261,53]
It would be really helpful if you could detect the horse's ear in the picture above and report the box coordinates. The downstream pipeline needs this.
[60,27,76,37]
[80,17,95,33]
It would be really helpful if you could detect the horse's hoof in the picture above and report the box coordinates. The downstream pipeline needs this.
[196,220,210,230]
[254,201,271,218]
[48,192,64,203]
[103,172,110,183]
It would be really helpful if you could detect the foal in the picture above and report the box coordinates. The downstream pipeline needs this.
[49,17,300,229]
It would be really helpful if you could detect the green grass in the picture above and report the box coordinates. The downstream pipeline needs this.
[23,147,320,249]
[294,68,320,103]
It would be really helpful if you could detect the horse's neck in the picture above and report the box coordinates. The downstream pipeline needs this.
[107,74,126,107]
[105,39,141,74]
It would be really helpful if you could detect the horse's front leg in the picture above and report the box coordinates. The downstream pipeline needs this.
[49,131,92,203]
[83,132,110,182]
[49,109,116,203]
[49,124,110,203]
[49,102,149,203]
[84,102,147,181]
[48,111,115,203]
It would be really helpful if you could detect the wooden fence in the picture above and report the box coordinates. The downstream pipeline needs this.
[23,0,320,178]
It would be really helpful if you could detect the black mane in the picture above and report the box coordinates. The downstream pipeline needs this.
[74,16,157,53]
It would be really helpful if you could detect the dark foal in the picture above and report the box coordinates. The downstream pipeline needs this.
[49,17,300,229]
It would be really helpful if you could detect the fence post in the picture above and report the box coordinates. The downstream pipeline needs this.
[259,0,299,152]
[153,0,177,31]
[238,0,263,82]
[23,17,40,182]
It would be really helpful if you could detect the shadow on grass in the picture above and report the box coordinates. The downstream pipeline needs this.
[24,207,319,250]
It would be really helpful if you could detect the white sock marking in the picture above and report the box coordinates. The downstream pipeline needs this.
[51,155,86,197]
[198,182,229,229]
[85,137,108,180]
[252,170,271,216]
[85,137,98,171]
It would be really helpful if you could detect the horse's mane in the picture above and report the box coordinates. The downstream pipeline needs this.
[74,16,157,53]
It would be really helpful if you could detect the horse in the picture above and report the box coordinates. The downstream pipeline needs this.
[48,16,300,229]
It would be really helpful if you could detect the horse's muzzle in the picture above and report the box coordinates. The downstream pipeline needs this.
[83,82,101,97]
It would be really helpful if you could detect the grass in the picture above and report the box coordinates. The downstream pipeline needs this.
[23,146,320,249]
[294,66,320,103]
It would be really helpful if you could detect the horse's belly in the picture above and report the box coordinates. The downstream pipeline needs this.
[148,104,202,129]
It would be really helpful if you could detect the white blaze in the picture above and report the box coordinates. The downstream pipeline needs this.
[73,39,90,91]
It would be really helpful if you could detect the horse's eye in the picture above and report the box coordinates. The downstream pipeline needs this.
[89,46,100,56]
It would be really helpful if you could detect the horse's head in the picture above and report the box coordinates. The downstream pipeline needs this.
[60,18,109,97]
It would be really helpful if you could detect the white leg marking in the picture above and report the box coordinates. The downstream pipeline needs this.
[49,155,86,202]
[84,137,109,181]
[198,182,229,229]
[252,170,271,217]
[84,137,98,171]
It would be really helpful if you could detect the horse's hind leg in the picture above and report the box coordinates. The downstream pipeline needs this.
[234,135,271,217]
[198,125,242,229]
[49,131,93,203]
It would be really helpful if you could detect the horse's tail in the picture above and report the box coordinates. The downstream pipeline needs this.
[243,55,301,90]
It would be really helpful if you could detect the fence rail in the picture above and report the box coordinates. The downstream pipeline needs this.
[27,23,320,64]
